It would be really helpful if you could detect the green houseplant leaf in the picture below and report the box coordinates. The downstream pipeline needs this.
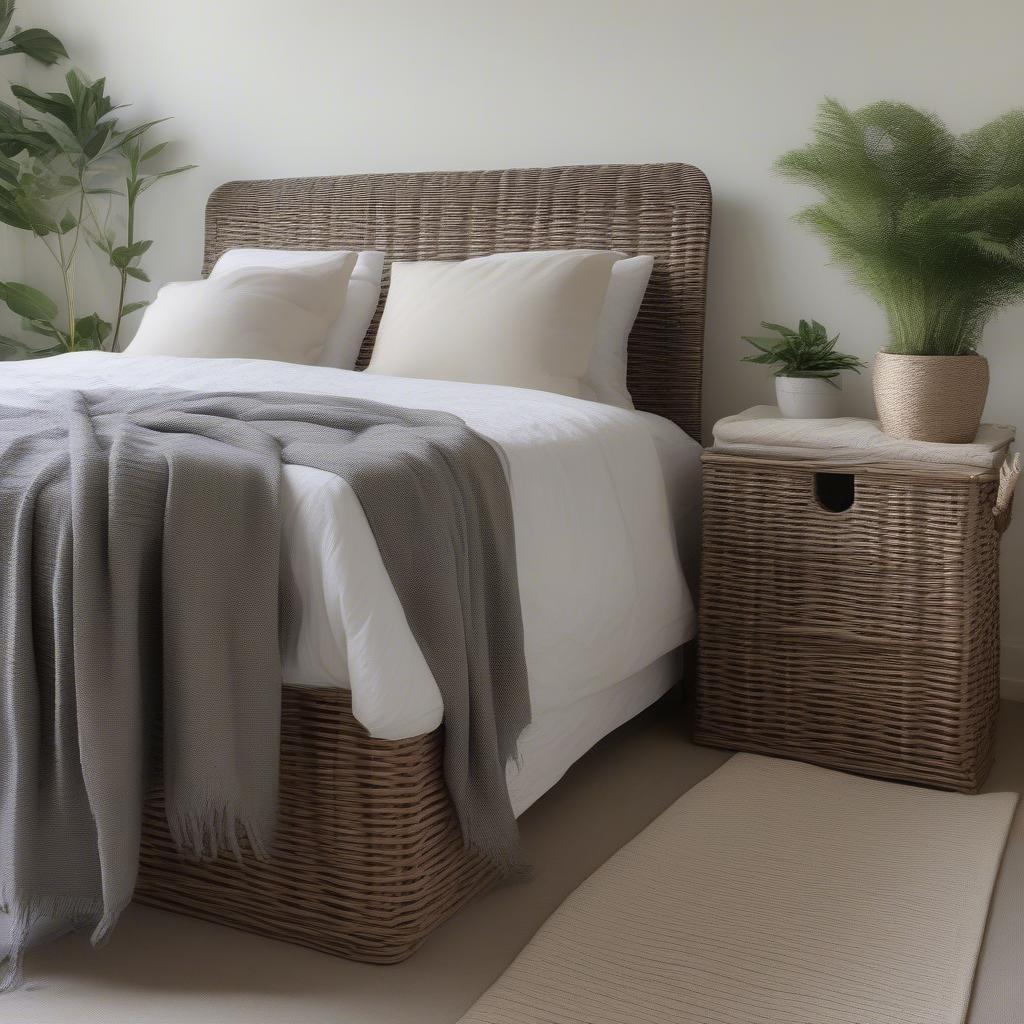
[741,320,865,388]
[0,3,67,65]
[0,332,61,360]
[3,28,67,65]
[73,312,112,349]
[0,281,58,321]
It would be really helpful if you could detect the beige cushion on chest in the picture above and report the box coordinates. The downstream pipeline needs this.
[365,250,620,397]
[127,253,357,364]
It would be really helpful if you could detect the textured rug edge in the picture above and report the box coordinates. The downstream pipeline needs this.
[458,753,1020,1024]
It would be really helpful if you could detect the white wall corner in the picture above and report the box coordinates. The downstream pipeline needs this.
[1002,640,1024,702]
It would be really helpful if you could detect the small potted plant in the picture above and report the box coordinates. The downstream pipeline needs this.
[777,98,1024,442]
[742,319,864,418]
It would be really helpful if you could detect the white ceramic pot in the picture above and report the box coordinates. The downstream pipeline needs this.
[775,375,842,418]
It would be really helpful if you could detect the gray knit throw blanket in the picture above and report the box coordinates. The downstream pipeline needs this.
[0,388,529,990]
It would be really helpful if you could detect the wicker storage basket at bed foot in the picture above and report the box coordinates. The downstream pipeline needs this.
[134,687,497,961]
[695,452,1009,793]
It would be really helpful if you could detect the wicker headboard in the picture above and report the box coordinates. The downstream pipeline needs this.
[203,163,712,441]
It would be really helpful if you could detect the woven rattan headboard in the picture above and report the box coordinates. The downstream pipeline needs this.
[203,163,712,441]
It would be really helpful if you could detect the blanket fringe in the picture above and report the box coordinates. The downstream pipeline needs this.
[166,797,272,864]
[0,893,106,993]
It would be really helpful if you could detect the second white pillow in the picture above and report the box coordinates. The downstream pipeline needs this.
[584,255,654,409]
[366,250,621,398]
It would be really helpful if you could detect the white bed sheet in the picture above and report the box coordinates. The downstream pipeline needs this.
[507,647,681,816]
[4,352,701,740]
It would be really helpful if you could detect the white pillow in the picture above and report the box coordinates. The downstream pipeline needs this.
[365,250,621,397]
[127,254,357,364]
[584,255,654,409]
[409,250,650,407]
[210,248,386,369]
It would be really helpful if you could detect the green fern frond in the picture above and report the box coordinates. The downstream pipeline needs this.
[778,99,1024,355]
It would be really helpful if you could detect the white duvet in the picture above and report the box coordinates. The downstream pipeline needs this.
[3,352,699,740]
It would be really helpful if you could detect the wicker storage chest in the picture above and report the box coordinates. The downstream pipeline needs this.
[695,451,1009,792]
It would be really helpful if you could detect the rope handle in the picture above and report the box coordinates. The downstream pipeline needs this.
[993,451,1020,536]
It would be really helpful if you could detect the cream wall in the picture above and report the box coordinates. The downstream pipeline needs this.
[18,0,1024,695]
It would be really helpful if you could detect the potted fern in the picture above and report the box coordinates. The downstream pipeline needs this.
[777,99,1024,442]
[742,319,863,418]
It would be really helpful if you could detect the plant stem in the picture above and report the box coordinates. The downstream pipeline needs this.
[39,234,64,270]
[111,270,127,352]
[110,178,135,353]
[82,193,121,350]
[66,182,87,267]
[60,178,90,349]
[55,229,75,351]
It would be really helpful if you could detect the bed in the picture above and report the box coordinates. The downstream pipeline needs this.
[111,162,711,961]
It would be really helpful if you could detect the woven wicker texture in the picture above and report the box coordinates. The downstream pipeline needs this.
[696,453,1002,793]
[136,162,712,961]
[135,687,497,961]
[201,163,712,442]
[873,352,990,443]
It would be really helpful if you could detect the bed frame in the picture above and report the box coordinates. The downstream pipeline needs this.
[135,163,712,961]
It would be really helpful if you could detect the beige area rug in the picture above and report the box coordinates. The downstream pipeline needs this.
[460,754,1018,1024]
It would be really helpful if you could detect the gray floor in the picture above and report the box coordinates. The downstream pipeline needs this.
[8,695,1023,1024]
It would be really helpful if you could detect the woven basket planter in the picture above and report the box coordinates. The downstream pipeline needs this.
[873,351,989,443]
[695,452,1006,793]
